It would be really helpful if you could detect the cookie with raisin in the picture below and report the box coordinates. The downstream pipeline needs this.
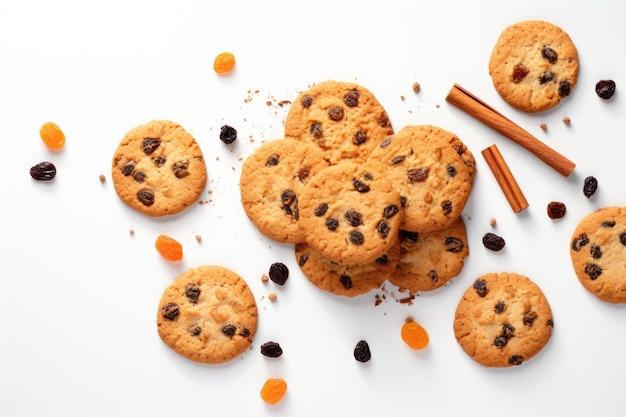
[367,125,473,233]
[389,216,469,294]
[284,80,393,165]
[156,265,258,364]
[112,120,207,217]
[240,138,330,244]
[488,20,579,113]
[297,162,403,266]
[295,239,400,297]
[570,206,626,304]
[453,272,554,368]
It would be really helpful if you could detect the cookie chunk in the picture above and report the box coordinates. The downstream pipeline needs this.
[570,206,626,304]
[284,80,393,165]
[295,239,400,297]
[453,272,554,368]
[240,138,330,244]
[488,20,579,113]
[297,162,403,266]
[112,120,207,216]
[389,216,469,293]
[156,265,258,364]
[367,125,473,233]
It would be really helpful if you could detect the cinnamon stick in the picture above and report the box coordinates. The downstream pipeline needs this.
[482,144,529,213]
[446,84,575,177]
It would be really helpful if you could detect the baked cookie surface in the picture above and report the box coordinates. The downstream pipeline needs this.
[570,206,626,304]
[453,272,554,368]
[112,120,207,217]
[284,80,393,165]
[156,265,258,364]
[488,20,579,113]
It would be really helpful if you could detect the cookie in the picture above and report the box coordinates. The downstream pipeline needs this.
[156,265,258,364]
[284,80,393,165]
[295,239,400,297]
[570,206,626,304]
[239,138,330,244]
[367,125,473,233]
[297,162,403,266]
[389,216,469,293]
[453,272,554,368]
[112,120,207,217]
[488,20,579,113]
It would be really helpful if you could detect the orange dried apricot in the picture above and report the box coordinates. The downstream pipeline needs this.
[155,234,183,261]
[260,378,287,405]
[401,318,429,350]
[213,51,236,74]
[39,122,65,150]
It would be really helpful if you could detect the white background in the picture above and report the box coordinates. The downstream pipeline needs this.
[1,1,625,416]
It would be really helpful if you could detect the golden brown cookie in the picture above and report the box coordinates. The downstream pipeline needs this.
[488,20,579,113]
[156,265,258,364]
[284,80,393,165]
[112,120,207,217]
[570,206,626,304]
[453,272,554,368]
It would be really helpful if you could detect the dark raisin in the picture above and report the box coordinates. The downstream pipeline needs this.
[558,80,572,97]
[585,263,602,280]
[344,90,360,107]
[172,160,189,178]
[298,253,309,266]
[512,64,529,83]
[539,71,556,84]
[340,274,353,289]
[121,160,136,176]
[268,262,289,286]
[301,95,313,108]
[137,189,155,206]
[353,130,367,146]
[400,230,418,243]
[328,106,344,121]
[590,244,602,259]
[523,311,537,326]
[281,189,296,206]
[494,301,505,314]
[428,270,438,282]
[260,341,283,358]
[391,155,406,165]
[161,303,180,320]
[547,201,566,219]
[494,335,508,348]
[349,230,365,245]
[541,47,558,63]
[595,80,616,99]
[190,326,201,336]
[29,161,57,181]
[473,279,488,297]
[509,355,524,366]
[444,237,464,253]
[383,204,400,219]
[326,218,339,230]
[219,125,237,144]
[353,340,371,363]
[375,255,388,265]
[298,166,311,182]
[379,137,392,148]
[152,156,166,166]
[314,203,329,217]
[185,284,201,304]
[344,209,363,227]
[266,154,280,166]
[378,114,390,127]
[571,234,589,251]
[482,232,505,251]
[620,232,626,246]
[547,319,554,327]
[240,327,251,338]
[376,220,391,238]
[353,179,370,193]
[602,221,616,228]
[132,170,146,182]
[310,122,323,138]
[442,200,453,215]
[400,196,407,207]
[501,324,515,338]
[407,167,428,183]
[142,138,161,155]
[583,176,598,198]
[447,164,457,177]
[222,324,237,337]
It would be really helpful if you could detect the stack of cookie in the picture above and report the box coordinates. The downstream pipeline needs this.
[240,80,475,296]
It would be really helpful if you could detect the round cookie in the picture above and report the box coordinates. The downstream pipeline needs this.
[239,138,330,244]
[112,120,207,217]
[453,272,554,368]
[297,162,403,266]
[295,239,400,297]
[570,206,626,304]
[389,216,469,293]
[156,265,258,364]
[284,80,394,165]
[488,20,579,113]
[367,125,473,233]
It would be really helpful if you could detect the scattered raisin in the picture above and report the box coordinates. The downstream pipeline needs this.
[222,324,237,337]
[314,203,329,217]
[349,230,365,245]
[344,209,363,227]
[585,263,602,280]
[172,161,189,178]
[353,130,367,146]
[571,234,589,252]
[340,274,353,289]
[541,47,558,63]
[512,64,529,83]
[155,234,183,261]
[39,122,66,149]
[444,237,464,252]
[590,244,602,259]
[161,303,179,320]
[213,51,236,74]
[558,80,572,97]
[376,220,391,238]
[523,311,537,326]
[266,154,279,166]
[219,125,237,144]
[383,204,400,219]
[137,189,155,206]
[142,138,161,155]
[268,262,289,285]
[301,95,313,108]
[328,106,344,121]
[185,284,201,304]
[29,161,57,181]
[595,80,616,99]
[344,90,360,107]
[473,279,488,297]
[260,341,283,358]
[326,218,339,230]
[407,167,428,183]
[353,340,371,363]
[547,201,567,219]
[401,319,429,350]
[260,378,287,405]
[583,176,598,198]
[353,179,370,193]
[482,233,505,251]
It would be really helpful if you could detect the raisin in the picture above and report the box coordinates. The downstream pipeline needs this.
[260,341,283,358]
[161,303,180,320]
[509,355,524,366]
[541,47,558,63]
[344,90,360,107]
[377,220,391,238]
[547,201,567,219]
[383,204,400,219]
[301,95,313,108]
[268,262,289,285]
[400,196,407,207]
[142,138,161,155]
[353,340,371,363]
[378,114,390,127]
[590,244,602,259]
[240,327,251,337]
[190,326,201,336]
[298,253,309,266]
[391,155,406,165]
[310,122,323,138]
[620,232,626,246]
[328,106,344,121]
[379,137,392,148]
[39,122,66,149]
[121,160,136,176]
[512,64,529,83]
[172,160,189,178]
[132,170,146,182]
[444,237,464,252]
[260,378,287,405]
[482,233,505,251]
[447,164,457,177]
[349,230,364,245]
[473,279,488,297]
[353,179,370,193]
[326,218,339,230]
[494,335,508,348]
[375,255,388,265]
[137,189,155,206]
[595,80,616,99]
[340,274,353,289]
[585,263,602,280]
[540,71,556,84]
[583,176,598,198]
[266,154,279,166]
[571,234,589,251]
[155,234,183,261]
[401,319,429,350]
[314,203,329,217]
[407,167,428,183]
[427,270,438,282]
[400,230,418,242]
[501,324,515,338]
[602,221,616,228]
[219,125,237,144]
[353,130,367,146]
[298,166,310,182]
[494,301,505,314]
[344,209,363,227]
[442,201,453,215]
[152,156,166,166]
[523,311,537,326]
[558,80,572,97]
[222,324,237,337]
[213,51,236,74]
[29,161,57,181]
[281,190,296,206]
[185,284,201,304]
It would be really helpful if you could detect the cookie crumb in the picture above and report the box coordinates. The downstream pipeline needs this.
[261,274,269,284]
[99,174,106,183]
[268,292,277,302]
[562,116,571,125]
[129,229,135,235]
[540,123,548,131]
[400,95,405,101]
[195,235,202,243]
[490,218,497,227]
[412,82,421,94]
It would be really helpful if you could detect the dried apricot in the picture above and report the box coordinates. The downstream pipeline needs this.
[260,378,287,405]
[401,318,429,350]
[39,122,65,150]
[213,51,236,74]
[155,234,183,261]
